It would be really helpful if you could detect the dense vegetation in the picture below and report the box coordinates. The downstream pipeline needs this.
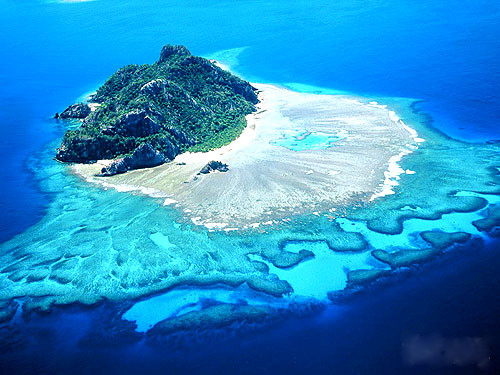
[56,44,258,163]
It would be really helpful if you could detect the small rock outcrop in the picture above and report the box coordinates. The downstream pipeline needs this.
[140,79,166,96]
[100,143,174,176]
[59,103,91,119]
[199,160,229,174]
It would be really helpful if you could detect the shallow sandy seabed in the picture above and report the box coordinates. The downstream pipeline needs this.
[1,84,500,333]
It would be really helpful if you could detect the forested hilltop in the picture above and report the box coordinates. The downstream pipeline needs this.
[55,44,258,175]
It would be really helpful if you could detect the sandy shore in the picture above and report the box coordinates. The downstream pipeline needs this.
[73,83,421,229]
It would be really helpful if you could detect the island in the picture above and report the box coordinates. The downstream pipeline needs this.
[56,44,258,176]
[59,44,427,230]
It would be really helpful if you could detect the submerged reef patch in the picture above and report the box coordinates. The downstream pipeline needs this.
[372,231,471,269]
[146,303,277,337]
[473,204,500,233]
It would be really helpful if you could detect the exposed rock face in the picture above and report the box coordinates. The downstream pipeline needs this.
[56,137,104,163]
[140,79,167,96]
[59,103,91,119]
[102,110,161,137]
[126,143,170,169]
[157,137,179,161]
[100,142,175,176]
[199,160,229,174]
[167,127,195,146]
[99,157,128,176]
[158,44,191,63]
[229,80,259,105]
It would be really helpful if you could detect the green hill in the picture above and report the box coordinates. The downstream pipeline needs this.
[55,44,258,174]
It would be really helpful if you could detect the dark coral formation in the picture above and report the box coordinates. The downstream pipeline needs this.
[473,204,500,232]
[371,231,471,269]
[146,304,277,336]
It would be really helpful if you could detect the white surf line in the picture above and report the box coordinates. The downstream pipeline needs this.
[369,105,425,201]
[163,198,178,206]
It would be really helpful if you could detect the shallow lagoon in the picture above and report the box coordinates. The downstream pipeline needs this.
[270,130,347,151]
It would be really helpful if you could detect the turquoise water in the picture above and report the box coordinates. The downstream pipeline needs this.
[1,0,500,373]
[271,130,347,151]
[249,242,379,300]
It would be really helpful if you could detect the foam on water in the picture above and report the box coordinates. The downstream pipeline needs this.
[0,4,500,368]
[1,39,500,335]
[2,86,499,332]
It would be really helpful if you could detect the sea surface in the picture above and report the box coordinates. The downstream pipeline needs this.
[1,0,499,374]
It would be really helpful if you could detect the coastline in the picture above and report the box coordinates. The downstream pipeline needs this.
[72,83,422,230]
[367,103,425,201]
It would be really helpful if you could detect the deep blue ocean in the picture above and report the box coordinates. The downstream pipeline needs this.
[1,0,500,373]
